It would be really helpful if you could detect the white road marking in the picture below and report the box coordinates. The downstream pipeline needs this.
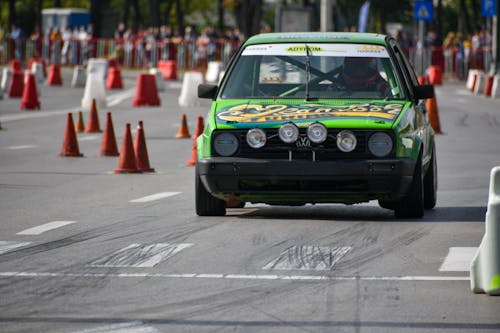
[263,246,352,271]
[78,135,101,142]
[89,243,193,268]
[6,145,38,150]
[0,271,470,282]
[0,241,32,255]
[439,247,478,272]
[106,88,135,107]
[226,208,258,216]
[71,321,160,333]
[0,91,132,124]
[129,192,180,203]
[17,221,76,236]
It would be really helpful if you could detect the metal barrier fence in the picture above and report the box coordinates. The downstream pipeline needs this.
[0,38,493,79]
[0,38,241,71]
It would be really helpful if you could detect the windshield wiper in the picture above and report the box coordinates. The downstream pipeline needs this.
[305,44,311,101]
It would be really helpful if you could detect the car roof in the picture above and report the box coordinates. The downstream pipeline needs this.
[243,32,389,47]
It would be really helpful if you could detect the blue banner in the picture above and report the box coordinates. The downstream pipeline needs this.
[358,1,370,33]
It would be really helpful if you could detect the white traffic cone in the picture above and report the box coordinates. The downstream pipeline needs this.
[470,166,500,295]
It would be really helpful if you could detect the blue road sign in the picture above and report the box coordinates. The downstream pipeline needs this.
[481,0,497,17]
[414,1,434,21]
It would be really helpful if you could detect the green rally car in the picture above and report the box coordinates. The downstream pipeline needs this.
[196,32,437,218]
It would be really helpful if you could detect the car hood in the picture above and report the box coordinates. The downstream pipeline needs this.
[214,101,409,129]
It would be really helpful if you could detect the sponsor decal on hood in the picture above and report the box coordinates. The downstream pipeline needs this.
[216,103,404,124]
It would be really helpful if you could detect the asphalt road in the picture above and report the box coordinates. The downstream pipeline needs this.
[1,68,500,333]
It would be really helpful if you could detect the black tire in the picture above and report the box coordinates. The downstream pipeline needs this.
[395,152,424,218]
[195,168,226,216]
[423,146,437,209]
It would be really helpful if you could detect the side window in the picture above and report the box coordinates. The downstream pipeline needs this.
[390,41,417,100]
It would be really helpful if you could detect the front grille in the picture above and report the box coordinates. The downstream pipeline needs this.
[212,129,394,160]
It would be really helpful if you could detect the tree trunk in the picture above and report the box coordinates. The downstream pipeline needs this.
[175,0,184,36]
[150,0,161,27]
[435,0,442,41]
[132,0,142,31]
[459,0,472,35]
[90,0,101,37]
[234,0,262,39]
[8,0,15,28]
[123,0,130,29]
[164,0,174,26]
[471,0,480,30]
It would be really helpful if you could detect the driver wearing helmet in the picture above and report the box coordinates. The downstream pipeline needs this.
[333,57,390,97]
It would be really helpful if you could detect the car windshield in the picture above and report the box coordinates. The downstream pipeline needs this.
[220,43,405,100]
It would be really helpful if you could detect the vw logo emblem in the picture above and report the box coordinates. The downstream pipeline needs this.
[296,136,311,148]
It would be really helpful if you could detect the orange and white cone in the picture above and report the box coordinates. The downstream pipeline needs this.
[113,123,141,173]
[175,114,191,138]
[85,99,102,133]
[59,113,83,157]
[134,121,155,172]
[100,112,119,156]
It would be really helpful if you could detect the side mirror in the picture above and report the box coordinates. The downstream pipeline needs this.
[414,84,434,100]
[198,84,218,99]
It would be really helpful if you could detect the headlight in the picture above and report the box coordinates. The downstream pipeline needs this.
[246,128,266,149]
[336,130,357,152]
[368,132,393,157]
[279,122,299,143]
[307,122,328,144]
[213,132,239,156]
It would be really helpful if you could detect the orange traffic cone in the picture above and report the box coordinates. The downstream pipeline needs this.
[175,114,191,138]
[85,99,102,133]
[134,121,155,172]
[192,115,205,139]
[20,73,40,110]
[59,113,83,157]
[185,136,198,166]
[47,64,63,85]
[75,111,85,133]
[114,123,141,173]
[8,71,24,97]
[100,112,119,156]
[132,73,160,106]
[426,91,442,135]
[106,66,123,89]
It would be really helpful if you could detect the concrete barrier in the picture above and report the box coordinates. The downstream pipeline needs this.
[474,72,486,95]
[87,58,108,81]
[470,166,500,295]
[466,69,480,92]
[81,69,107,110]
[72,65,86,88]
[205,61,223,83]
[149,68,165,92]
[491,75,500,99]
[178,71,204,107]
[1,67,12,93]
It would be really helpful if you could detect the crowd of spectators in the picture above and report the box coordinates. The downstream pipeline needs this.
[0,19,495,77]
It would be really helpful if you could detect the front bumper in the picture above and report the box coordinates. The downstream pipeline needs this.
[197,157,416,204]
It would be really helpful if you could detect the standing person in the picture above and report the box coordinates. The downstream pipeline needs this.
[10,24,25,60]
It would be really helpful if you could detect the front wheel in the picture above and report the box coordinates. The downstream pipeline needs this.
[195,167,226,216]
[395,152,424,218]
